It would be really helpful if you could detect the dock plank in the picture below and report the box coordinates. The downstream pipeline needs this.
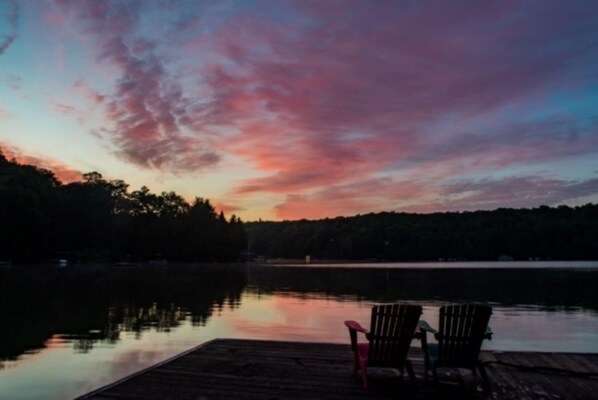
[483,351,598,400]
[78,339,598,400]
[480,352,530,400]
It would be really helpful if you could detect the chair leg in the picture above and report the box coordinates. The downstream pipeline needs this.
[477,360,491,391]
[405,359,417,385]
[423,360,435,381]
[422,350,433,380]
[360,365,369,389]
[358,358,368,389]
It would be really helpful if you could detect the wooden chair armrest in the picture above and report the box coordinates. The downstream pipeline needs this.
[418,320,437,334]
[414,326,422,339]
[344,320,368,334]
[484,325,493,340]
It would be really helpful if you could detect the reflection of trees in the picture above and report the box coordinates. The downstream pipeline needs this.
[73,338,96,354]
[111,303,187,339]
[247,266,598,310]
[0,264,246,360]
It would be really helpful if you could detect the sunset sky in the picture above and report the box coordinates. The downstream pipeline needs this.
[1,0,597,221]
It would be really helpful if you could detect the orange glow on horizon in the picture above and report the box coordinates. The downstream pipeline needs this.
[1,145,82,184]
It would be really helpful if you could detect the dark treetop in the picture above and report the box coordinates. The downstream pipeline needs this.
[0,151,246,262]
[247,204,598,261]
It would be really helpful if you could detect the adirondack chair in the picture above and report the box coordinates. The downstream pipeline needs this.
[344,303,422,389]
[419,304,493,390]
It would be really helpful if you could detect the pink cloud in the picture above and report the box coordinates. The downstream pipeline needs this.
[213,201,244,216]
[273,178,435,220]
[271,174,598,220]
[43,1,598,218]
[51,0,220,172]
[435,176,598,212]
[416,118,598,167]
[72,79,105,105]
[0,142,82,183]
[189,1,598,213]
[53,102,77,116]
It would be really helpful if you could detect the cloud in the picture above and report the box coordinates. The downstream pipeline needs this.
[397,117,598,182]
[40,1,598,218]
[272,175,598,220]
[2,73,22,91]
[213,201,244,216]
[51,0,220,172]
[191,1,598,205]
[0,142,82,183]
[53,102,77,116]
[435,176,598,212]
[272,176,433,220]
[72,80,105,105]
[0,104,11,119]
[0,0,18,55]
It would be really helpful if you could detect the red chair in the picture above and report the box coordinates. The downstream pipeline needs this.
[344,303,422,389]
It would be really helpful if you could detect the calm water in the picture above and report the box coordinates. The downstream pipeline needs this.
[1,261,598,399]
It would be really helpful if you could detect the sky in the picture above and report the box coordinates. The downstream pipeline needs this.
[1,0,598,221]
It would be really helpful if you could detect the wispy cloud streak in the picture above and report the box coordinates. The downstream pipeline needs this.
[51,0,220,172]
[7,0,597,220]
[0,0,19,55]
[187,1,598,218]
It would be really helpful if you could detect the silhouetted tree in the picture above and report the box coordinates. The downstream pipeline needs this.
[246,205,598,261]
[0,152,247,262]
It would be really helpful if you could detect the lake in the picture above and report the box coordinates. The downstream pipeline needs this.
[1,261,598,399]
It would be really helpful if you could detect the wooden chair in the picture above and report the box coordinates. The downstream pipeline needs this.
[344,303,422,389]
[419,304,493,390]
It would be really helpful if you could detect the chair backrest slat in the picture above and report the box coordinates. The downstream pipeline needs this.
[437,304,491,368]
[368,304,422,367]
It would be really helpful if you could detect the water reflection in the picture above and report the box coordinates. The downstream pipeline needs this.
[2,264,598,363]
[247,265,598,309]
[1,263,597,400]
[0,264,246,364]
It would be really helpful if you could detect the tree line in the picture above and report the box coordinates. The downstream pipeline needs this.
[4,149,597,263]
[0,151,246,262]
[246,205,598,261]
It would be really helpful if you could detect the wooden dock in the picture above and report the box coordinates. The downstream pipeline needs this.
[78,339,598,400]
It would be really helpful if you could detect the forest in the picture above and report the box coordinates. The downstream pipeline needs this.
[0,151,246,262]
[3,150,598,263]
[246,204,598,261]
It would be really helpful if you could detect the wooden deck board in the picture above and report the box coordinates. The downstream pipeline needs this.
[480,352,532,400]
[78,339,598,400]
[482,351,598,400]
